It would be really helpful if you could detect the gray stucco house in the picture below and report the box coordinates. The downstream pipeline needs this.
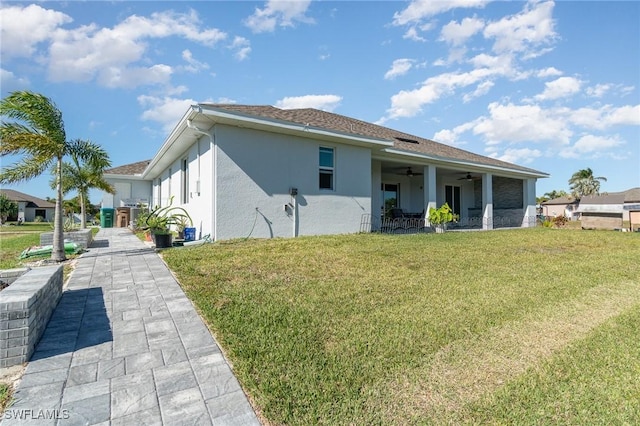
[103,104,548,240]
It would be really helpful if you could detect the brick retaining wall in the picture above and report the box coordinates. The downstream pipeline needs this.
[0,265,63,367]
[40,229,93,249]
[0,268,30,289]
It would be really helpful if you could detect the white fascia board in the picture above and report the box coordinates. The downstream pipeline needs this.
[196,105,394,148]
[104,174,147,181]
[577,204,623,213]
[142,108,200,179]
[378,147,549,179]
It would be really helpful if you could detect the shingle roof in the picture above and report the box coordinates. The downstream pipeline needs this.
[105,159,151,176]
[624,187,640,203]
[0,189,55,208]
[580,188,640,205]
[541,196,578,205]
[200,104,547,175]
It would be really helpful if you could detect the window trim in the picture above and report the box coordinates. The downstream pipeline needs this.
[181,158,189,204]
[319,146,335,191]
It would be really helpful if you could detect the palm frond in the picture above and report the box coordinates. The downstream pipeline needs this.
[0,155,54,184]
[0,91,66,146]
[66,139,112,170]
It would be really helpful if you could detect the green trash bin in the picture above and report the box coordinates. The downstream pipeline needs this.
[100,208,114,228]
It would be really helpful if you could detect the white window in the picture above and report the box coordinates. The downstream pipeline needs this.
[181,158,189,204]
[319,147,334,190]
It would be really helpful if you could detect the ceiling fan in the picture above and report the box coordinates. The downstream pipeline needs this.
[457,172,481,181]
[396,167,424,177]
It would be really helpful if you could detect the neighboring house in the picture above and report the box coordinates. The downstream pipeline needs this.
[578,188,640,230]
[623,188,640,232]
[103,104,548,241]
[102,160,152,228]
[540,196,580,220]
[0,189,55,222]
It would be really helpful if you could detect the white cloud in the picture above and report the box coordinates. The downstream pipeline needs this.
[245,0,314,33]
[230,36,251,61]
[392,0,490,26]
[99,64,173,89]
[2,6,228,89]
[489,147,542,164]
[483,1,557,55]
[0,68,30,90]
[603,104,640,126]
[138,95,198,133]
[536,67,563,78]
[275,95,342,111]
[181,50,209,73]
[463,80,494,103]
[440,17,484,46]
[585,83,611,98]
[561,104,640,130]
[534,76,583,101]
[559,135,625,159]
[383,67,500,121]
[0,4,72,58]
[433,129,459,145]
[384,59,415,80]
[472,102,573,145]
[403,27,426,42]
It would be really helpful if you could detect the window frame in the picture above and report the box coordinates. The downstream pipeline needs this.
[319,146,335,191]
[181,158,189,204]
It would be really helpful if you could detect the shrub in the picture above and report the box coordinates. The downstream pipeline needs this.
[552,215,569,228]
[34,216,44,222]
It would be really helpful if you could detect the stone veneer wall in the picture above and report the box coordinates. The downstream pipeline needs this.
[473,177,524,209]
[0,265,63,367]
[40,229,93,249]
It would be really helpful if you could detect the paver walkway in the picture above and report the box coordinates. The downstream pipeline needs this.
[3,228,260,425]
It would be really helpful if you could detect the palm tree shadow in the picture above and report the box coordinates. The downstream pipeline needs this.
[29,287,112,362]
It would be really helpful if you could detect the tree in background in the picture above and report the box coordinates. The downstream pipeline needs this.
[54,139,114,228]
[0,91,110,261]
[568,168,607,200]
[537,189,570,204]
[0,194,18,224]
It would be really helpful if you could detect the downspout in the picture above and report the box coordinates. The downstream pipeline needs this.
[187,118,215,240]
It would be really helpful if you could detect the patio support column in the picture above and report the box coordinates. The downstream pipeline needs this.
[522,178,537,227]
[423,165,437,224]
[482,173,493,230]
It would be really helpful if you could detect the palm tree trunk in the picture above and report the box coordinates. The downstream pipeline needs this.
[52,156,66,262]
[79,190,87,229]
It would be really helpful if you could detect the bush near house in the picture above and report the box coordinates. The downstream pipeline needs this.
[163,228,640,425]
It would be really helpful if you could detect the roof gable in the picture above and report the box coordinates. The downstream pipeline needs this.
[105,159,151,176]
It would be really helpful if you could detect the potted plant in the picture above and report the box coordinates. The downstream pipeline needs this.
[428,203,459,233]
[175,216,191,240]
[141,196,192,248]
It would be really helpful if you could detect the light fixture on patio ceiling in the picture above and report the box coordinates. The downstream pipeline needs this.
[396,167,423,177]
[458,172,480,181]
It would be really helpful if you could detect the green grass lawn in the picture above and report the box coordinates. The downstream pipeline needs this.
[164,228,640,425]
[0,223,99,269]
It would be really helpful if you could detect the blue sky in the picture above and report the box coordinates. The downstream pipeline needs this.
[1,0,639,204]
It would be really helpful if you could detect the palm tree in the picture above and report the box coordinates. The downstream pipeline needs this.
[0,91,108,261]
[568,168,607,200]
[55,139,114,228]
[544,190,569,200]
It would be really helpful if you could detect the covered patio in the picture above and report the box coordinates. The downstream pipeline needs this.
[363,156,539,233]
